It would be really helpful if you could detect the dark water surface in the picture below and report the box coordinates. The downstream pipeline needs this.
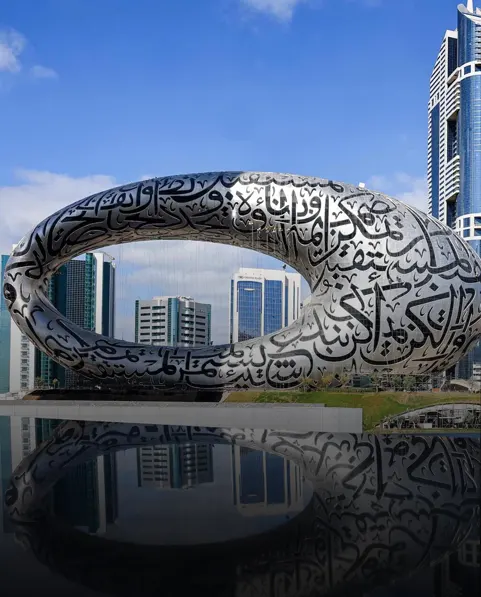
[0,413,479,597]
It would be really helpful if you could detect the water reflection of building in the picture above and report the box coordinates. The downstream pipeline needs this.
[0,416,12,533]
[137,444,214,489]
[231,446,304,516]
[35,419,118,534]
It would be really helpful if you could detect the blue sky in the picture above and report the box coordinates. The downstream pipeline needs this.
[0,0,462,341]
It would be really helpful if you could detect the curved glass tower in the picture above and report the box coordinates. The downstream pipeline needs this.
[428,1,481,379]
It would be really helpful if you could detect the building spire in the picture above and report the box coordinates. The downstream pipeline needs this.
[466,0,474,12]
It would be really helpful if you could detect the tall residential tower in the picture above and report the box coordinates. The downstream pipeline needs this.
[428,1,481,377]
[229,268,301,343]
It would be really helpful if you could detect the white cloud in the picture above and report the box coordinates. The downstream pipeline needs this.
[0,169,295,343]
[0,29,26,73]
[30,64,58,79]
[241,0,307,20]
[0,28,56,80]
[367,173,428,212]
[240,0,380,20]
[0,170,117,254]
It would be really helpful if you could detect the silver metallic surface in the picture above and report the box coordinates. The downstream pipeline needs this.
[6,423,480,596]
[3,171,481,388]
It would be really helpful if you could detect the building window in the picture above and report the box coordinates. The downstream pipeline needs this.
[237,281,262,341]
[464,217,470,227]
[464,65,472,75]
[264,280,283,335]
[463,229,470,237]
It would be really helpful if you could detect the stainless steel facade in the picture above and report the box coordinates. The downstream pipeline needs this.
[3,171,481,389]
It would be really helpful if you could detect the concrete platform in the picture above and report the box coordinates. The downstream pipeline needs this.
[0,400,363,433]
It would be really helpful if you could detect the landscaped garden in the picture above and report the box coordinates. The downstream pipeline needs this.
[225,389,480,430]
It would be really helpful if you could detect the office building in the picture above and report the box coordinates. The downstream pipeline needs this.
[37,252,116,387]
[428,1,481,377]
[9,323,36,394]
[229,268,302,343]
[1,253,36,394]
[137,443,214,489]
[135,296,211,347]
[231,446,304,516]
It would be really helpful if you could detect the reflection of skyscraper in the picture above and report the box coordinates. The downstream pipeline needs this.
[229,268,301,343]
[35,419,118,534]
[0,416,12,533]
[137,444,214,489]
[37,252,115,388]
[231,446,304,516]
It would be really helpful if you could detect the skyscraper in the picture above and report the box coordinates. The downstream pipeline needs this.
[428,1,481,231]
[229,268,301,343]
[135,296,211,347]
[137,443,214,489]
[37,252,116,387]
[428,1,481,377]
[0,255,11,393]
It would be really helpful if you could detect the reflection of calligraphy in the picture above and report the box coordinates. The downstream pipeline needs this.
[3,171,481,389]
[6,423,480,597]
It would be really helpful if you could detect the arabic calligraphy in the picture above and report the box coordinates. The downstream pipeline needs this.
[6,422,480,597]
[3,172,481,388]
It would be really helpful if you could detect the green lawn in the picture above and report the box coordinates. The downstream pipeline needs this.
[225,390,480,430]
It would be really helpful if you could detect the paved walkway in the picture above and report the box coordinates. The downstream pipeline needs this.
[0,400,362,432]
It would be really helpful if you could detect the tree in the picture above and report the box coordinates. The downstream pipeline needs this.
[317,374,334,390]
[299,377,316,392]
[404,376,416,392]
[338,373,351,387]
[370,372,381,392]
[52,378,59,389]
[34,377,45,389]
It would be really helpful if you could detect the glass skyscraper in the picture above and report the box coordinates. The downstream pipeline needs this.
[37,252,116,387]
[229,268,302,343]
[428,1,481,378]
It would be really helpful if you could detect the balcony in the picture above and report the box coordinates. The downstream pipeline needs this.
[446,84,460,120]
[445,156,460,201]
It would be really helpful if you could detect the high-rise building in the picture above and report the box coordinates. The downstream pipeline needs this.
[0,255,11,393]
[428,1,481,378]
[137,443,214,489]
[9,324,36,394]
[229,268,302,343]
[2,252,36,395]
[37,252,116,387]
[231,446,304,516]
[428,1,481,230]
[135,296,211,347]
